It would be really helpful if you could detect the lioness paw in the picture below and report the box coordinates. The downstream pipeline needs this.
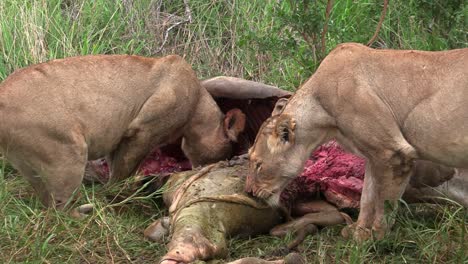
[69,203,94,219]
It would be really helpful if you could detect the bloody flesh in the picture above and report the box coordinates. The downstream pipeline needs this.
[90,140,366,208]
[281,141,365,208]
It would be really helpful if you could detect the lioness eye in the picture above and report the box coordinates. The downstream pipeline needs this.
[255,162,262,172]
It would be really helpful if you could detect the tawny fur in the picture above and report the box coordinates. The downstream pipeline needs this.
[0,54,245,210]
[247,43,467,241]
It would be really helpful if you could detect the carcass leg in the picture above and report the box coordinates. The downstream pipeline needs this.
[159,204,227,264]
[144,217,171,242]
[227,252,306,264]
[271,200,351,249]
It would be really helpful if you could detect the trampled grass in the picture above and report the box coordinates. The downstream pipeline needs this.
[0,165,466,263]
[0,0,467,263]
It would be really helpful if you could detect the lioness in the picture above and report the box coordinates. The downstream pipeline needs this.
[0,54,245,213]
[246,43,467,241]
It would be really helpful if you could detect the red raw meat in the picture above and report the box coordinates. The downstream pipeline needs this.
[139,149,192,176]
[90,141,366,209]
[282,141,365,208]
[89,148,192,181]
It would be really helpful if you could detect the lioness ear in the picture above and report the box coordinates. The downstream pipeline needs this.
[224,108,246,142]
[267,115,296,153]
[271,98,289,116]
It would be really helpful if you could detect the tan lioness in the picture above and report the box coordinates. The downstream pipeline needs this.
[246,43,467,241]
[0,54,245,213]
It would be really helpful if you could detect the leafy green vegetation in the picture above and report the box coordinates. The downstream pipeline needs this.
[0,0,466,263]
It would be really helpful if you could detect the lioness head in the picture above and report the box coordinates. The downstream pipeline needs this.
[246,113,307,207]
[246,96,334,206]
[182,108,246,167]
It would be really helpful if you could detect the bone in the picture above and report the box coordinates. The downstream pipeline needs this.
[201,76,291,99]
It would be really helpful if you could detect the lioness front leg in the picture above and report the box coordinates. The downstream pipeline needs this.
[342,157,413,241]
[9,139,90,217]
[107,90,182,184]
[107,131,154,184]
[332,89,417,241]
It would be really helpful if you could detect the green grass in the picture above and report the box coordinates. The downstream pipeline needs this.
[0,0,467,263]
[0,165,167,263]
[0,166,466,263]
